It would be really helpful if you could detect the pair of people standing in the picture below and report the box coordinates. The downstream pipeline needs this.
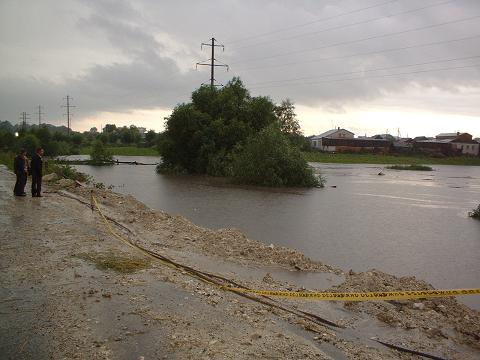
[13,148,44,197]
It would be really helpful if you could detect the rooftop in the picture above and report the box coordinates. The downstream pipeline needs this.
[313,128,355,139]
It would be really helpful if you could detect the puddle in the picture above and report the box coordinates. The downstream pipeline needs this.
[167,249,343,290]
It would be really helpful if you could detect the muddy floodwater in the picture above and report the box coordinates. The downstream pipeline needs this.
[70,156,480,309]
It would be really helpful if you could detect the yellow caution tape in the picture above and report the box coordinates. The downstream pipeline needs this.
[224,288,480,301]
[90,194,480,302]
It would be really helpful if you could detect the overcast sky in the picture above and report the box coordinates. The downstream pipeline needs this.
[1,0,480,137]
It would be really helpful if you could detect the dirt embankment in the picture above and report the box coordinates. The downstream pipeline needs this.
[72,185,339,274]
[69,180,480,358]
[2,167,479,359]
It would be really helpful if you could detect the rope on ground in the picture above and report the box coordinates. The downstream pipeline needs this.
[372,339,446,360]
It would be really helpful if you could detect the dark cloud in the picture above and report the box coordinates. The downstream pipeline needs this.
[1,0,479,129]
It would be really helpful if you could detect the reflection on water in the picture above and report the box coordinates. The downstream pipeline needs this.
[72,156,480,309]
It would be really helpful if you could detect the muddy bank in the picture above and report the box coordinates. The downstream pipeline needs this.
[70,183,340,274]
[1,166,479,359]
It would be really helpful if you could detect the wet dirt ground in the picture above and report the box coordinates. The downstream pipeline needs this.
[1,165,479,359]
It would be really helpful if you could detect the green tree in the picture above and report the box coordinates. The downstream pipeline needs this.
[231,125,321,187]
[53,131,68,142]
[97,133,108,144]
[145,130,157,147]
[107,131,118,144]
[274,99,301,135]
[0,129,16,151]
[19,134,40,157]
[159,78,277,175]
[273,99,312,151]
[71,133,83,146]
[104,124,117,133]
[129,125,142,144]
[158,103,213,173]
[158,78,321,187]
[90,140,113,164]
[118,126,141,144]
[35,125,52,146]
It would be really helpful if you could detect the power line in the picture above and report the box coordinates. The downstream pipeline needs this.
[35,105,44,126]
[195,37,229,88]
[236,34,480,72]
[230,14,480,66]
[62,95,75,135]
[235,0,456,50]
[249,63,480,90]
[228,0,401,44]
[248,54,480,86]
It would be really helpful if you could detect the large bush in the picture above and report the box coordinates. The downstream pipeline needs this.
[158,78,321,187]
[158,78,276,175]
[231,125,322,187]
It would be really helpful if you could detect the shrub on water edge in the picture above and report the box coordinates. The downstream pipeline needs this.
[90,140,113,164]
[386,164,433,171]
[46,163,91,183]
[468,205,480,219]
[231,125,323,187]
[94,182,105,189]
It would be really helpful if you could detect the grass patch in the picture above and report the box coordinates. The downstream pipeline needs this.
[303,152,480,166]
[386,164,433,171]
[45,162,91,182]
[78,252,151,273]
[80,146,159,156]
[469,205,480,219]
[0,151,14,171]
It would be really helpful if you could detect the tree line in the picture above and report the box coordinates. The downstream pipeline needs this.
[0,121,160,158]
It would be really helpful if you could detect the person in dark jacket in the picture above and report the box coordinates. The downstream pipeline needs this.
[31,147,44,197]
[13,149,28,196]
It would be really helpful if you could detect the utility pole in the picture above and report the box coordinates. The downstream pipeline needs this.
[196,37,229,88]
[19,112,30,130]
[62,95,75,135]
[35,105,44,126]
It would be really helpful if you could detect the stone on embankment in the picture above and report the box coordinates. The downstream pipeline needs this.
[57,178,75,188]
[43,173,59,182]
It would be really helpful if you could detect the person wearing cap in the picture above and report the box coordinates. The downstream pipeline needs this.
[31,147,44,197]
[13,149,28,196]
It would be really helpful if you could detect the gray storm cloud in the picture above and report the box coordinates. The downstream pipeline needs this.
[0,0,479,126]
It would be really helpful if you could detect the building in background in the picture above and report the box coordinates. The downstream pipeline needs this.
[310,128,390,153]
[414,132,479,156]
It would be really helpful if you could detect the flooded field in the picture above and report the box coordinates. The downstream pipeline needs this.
[71,156,480,309]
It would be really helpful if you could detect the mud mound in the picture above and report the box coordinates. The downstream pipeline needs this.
[334,270,480,349]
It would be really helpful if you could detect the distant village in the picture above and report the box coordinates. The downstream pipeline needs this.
[308,128,480,157]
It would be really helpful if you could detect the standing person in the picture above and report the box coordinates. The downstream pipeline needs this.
[13,149,28,196]
[31,147,44,197]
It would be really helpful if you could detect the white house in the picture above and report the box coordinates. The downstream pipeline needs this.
[310,128,354,151]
